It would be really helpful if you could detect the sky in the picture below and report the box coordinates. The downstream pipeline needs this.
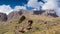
[0,0,60,16]
[0,0,44,8]
[0,0,45,14]
[0,0,27,8]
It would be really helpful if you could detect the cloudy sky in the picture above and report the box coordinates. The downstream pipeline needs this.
[0,0,60,16]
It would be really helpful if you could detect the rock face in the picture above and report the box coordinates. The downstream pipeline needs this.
[44,10,58,17]
[0,13,8,21]
[33,10,45,15]
[8,10,24,20]
[46,10,58,17]
[8,11,20,20]
[33,10,58,17]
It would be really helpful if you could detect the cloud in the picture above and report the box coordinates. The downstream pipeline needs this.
[55,8,60,17]
[27,0,60,17]
[27,0,44,10]
[13,6,26,11]
[42,0,60,17]
[0,5,13,15]
[0,5,27,15]
[42,0,58,10]
[0,0,44,14]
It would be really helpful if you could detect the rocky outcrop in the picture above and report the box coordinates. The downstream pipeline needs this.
[44,10,58,17]
[0,13,8,21]
[8,11,19,20]
[33,10,45,15]
[8,10,23,20]
[8,10,33,21]
[33,10,58,17]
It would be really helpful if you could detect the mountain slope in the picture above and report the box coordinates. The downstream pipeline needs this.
[0,15,60,34]
[0,10,59,34]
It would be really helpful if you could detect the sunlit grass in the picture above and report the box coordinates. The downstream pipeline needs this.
[0,15,60,34]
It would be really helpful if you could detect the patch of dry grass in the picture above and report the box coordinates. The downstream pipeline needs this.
[0,16,60,34]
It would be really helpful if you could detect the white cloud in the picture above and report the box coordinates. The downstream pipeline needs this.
[0,5,13,15]
[0,5,27,15]
[42,0,60,17]
[27,0,60,17]
[14,6,26,11]
[55,8,60,17]
[42,0,58,10]
[27,0,43,10]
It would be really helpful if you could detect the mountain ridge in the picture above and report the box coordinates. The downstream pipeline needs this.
[0,9,58,21]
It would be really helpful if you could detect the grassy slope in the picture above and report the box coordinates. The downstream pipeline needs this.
[0,15,60,34]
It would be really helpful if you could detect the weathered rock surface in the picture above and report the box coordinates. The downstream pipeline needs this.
[0,13,8,21]
[33,10,58,17]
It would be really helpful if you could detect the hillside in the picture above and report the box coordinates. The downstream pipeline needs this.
[0,10,60,34]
